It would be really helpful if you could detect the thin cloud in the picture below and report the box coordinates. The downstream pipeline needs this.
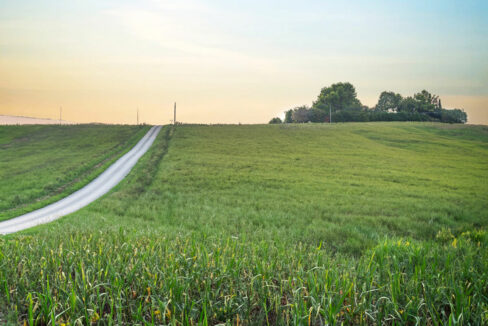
[102,1,274,68]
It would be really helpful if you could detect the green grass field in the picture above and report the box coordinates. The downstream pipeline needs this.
[1,122,487,325]
[0,124,149,221]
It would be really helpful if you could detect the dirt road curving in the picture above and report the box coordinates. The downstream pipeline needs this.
[0,125,162,235]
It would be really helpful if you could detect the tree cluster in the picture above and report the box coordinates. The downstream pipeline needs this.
[270,83,467,124]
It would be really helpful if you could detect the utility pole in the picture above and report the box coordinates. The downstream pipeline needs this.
[59,107,62,124]
[174,102,176,125]
[137,107,139,125]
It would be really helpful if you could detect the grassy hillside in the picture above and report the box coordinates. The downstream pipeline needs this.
[1,123,487,325]
[0,124,149,221]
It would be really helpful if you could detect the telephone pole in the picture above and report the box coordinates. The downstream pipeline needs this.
[174,102,176,125]
[137,108,139,125]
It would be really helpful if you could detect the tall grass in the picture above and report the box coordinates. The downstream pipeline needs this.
[1,122,487,324]
[1,230,487,324]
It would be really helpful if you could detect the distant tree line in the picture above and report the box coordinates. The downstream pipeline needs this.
[269,82,467,124]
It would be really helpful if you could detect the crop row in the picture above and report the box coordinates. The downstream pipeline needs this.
[1,229,486,325]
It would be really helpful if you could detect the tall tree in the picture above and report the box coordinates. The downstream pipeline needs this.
[312,82,362,112]
[284,110,293,123]
[375,91,403,112]
[397,97,419,113]
[414,90,440,112]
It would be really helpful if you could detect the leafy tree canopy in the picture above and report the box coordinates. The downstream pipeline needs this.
[271,83,466,124]
[284,110,293,123]
[397,96,418,113]
[291,106,311,123]
[312,82,362,112]
[282,106,328,123]
[414,90,441,113]
[376,91,403,112]
[269,117,282,124]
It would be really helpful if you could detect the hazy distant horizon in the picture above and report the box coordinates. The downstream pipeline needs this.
[1,0,487,125]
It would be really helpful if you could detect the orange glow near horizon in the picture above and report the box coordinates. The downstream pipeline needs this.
[1,90,487,125]
[1,1,487,125]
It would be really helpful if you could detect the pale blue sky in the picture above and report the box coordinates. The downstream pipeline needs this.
[1,0,487,123]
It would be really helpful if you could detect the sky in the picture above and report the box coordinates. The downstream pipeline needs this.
[0,0,487,124]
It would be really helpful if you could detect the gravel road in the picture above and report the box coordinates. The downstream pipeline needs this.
[0,125,162,235]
